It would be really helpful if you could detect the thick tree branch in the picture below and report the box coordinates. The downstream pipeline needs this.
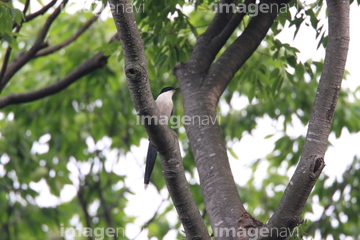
[108,0,210,239]
[186,0,254,80]
[174,1,291,239]
[201,0,234,39]
[176,85,250,240]
[210,0,255,50]
[206,1,289,100]
[263,0,350,239]
[35,8,104,57]
[0,0,68,92]
[0,49,109,109]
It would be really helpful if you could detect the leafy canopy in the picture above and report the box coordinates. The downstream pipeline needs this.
[0,0,359,239]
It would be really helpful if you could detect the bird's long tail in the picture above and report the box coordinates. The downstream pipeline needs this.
[144,141,158,188]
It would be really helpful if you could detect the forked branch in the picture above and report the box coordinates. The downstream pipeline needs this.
[0,0,69,92]
[25,0,58,22]
[35,7,104,58]
[207,1,290,100]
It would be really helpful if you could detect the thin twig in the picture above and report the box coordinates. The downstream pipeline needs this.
[25,0,58,22]
[0,18,25,85]
[10,0,30,29]
[35,7,104,57]
[77,175,95,240]
[22,0,30,15]
[134,198,167,239]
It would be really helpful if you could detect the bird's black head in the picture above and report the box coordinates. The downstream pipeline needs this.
[159,86,179,95]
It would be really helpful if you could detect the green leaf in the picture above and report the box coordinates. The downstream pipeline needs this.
[228,148,239,160]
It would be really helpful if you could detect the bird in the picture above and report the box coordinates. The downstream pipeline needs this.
[144,86,179,189]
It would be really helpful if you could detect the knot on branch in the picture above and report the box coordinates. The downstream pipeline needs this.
[308,155,325,180]
[289,216,303,229]
[125,64,146,80]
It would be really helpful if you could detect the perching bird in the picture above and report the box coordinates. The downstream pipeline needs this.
[144,86,179,189]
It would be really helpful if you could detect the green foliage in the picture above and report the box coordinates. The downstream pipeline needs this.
[0,0,359,239]
[0,1,24,49]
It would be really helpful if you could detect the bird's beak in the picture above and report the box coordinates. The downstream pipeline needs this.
[175,87,180,91]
